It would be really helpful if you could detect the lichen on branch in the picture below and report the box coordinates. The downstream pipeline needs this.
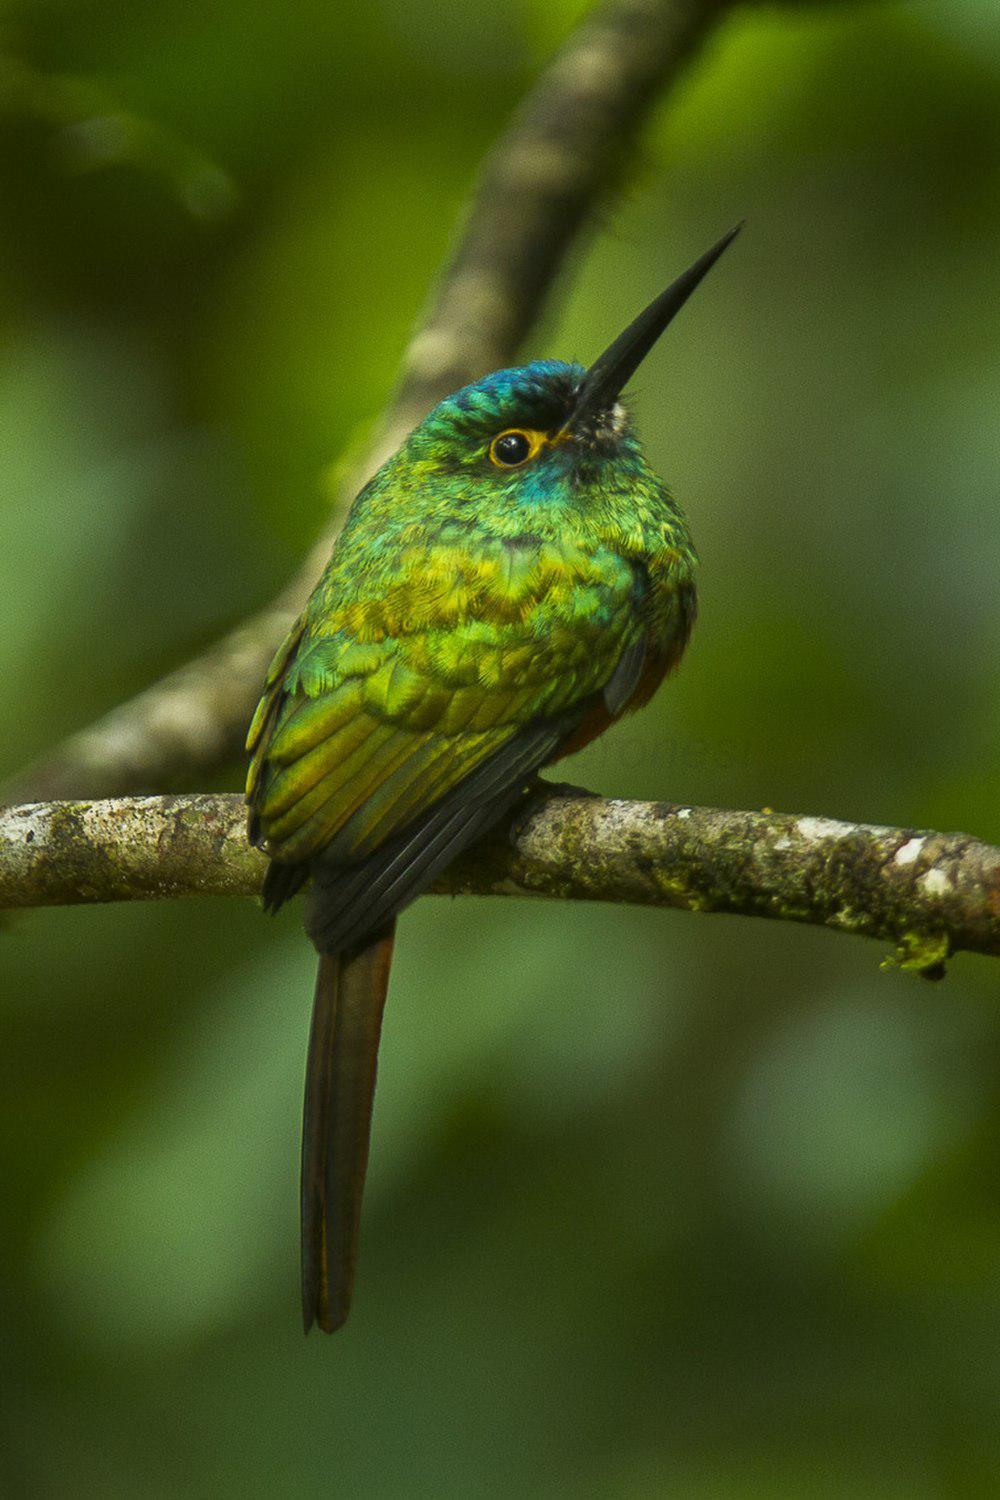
[3,793,998,975]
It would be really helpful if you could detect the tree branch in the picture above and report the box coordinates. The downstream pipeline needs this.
[5,0,730,806]
[3,794,997,975]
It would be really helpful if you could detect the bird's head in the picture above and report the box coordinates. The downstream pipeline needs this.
[398,225,741,529]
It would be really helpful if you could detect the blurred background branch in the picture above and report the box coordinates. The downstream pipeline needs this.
[2,0,730,806]
[0,51,237,220]
[3,793,996,974]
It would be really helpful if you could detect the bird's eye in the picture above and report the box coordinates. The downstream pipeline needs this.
[489,429,543,468]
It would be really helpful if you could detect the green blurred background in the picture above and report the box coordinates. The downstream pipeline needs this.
[2,0,1000,1493]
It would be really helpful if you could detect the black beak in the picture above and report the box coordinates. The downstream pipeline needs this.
[570,223,743,423]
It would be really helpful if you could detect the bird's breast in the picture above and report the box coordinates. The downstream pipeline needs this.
[328,532,637,638]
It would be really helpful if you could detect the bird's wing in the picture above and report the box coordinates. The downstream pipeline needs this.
[246,541,654,950]
[248,545,639,859]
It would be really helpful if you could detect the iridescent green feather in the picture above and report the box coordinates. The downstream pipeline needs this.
[246,361,696,877]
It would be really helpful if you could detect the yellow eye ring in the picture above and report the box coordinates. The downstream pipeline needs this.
[489,428,546,468]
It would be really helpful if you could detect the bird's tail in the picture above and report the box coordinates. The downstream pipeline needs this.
[300,921,396,1333]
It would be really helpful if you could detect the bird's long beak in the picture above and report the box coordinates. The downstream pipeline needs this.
[569,223,743,424]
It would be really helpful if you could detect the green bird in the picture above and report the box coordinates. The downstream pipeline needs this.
[246,226,740,1333]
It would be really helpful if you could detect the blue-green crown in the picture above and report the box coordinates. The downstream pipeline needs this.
[418,361,586,443]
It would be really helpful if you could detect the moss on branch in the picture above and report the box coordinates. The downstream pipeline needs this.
[3,793,999,973]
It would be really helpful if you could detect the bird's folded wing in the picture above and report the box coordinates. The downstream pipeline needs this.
[246,597,640,877]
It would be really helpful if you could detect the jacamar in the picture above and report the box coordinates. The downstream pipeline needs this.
[246,225,740,1332]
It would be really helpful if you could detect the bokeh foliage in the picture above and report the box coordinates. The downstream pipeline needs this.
[3,0,1000,1493]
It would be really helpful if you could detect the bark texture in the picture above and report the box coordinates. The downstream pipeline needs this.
[3,793,997,975]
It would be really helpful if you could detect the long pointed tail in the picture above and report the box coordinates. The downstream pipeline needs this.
[300,921,396,1333]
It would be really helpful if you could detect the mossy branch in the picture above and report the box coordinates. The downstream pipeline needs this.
[4,0,731,807]
[3,794,998,975]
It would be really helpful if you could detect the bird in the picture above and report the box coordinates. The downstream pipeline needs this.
[245,224,741,1333]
